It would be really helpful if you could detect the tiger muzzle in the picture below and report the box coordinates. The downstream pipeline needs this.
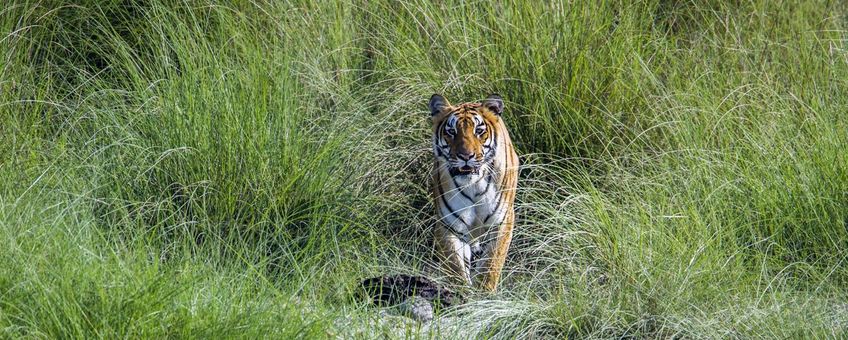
[450,151,479,176]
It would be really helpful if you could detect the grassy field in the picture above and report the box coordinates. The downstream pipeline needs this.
[2,0,847,338]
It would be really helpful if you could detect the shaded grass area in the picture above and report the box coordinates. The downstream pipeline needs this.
[2,0,847,338]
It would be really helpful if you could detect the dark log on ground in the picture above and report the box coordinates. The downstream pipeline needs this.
[360,274,463,308]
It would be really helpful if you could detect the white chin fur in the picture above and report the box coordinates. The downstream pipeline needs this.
[452,172,480,185]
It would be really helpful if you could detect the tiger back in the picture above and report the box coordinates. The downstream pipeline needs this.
[428,93,519,292]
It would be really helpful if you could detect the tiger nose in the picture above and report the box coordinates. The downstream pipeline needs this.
[457,152,473,161]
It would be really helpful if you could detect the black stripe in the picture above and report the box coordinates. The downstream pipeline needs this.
[477,239,491,261]
[485,127,498,163]
[436,144,448,158]
[477,174,493,198]
[484,189,505,225]
[484,132,509,225]
[473,171,488,186]
[435,175,471,242]
[482,184,499,223]
[459,188,474,203]
[451,175,461,190]
[435,120,451,159]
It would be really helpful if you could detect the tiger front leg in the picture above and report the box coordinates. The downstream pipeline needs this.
[478,211,515,292]
[435,225,472,286]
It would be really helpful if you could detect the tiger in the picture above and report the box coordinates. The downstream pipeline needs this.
[428,93,519,292]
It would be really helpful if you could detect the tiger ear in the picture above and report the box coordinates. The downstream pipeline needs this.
[482,94,504,115]
[429,94,449,116]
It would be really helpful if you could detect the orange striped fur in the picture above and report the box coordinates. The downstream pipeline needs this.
[428,94,519,292]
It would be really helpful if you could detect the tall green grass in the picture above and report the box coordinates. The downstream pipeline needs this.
[2,0,847,338]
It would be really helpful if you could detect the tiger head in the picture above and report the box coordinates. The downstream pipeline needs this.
[429,94,505,177]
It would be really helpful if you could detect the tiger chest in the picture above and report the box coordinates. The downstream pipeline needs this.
[438,174,506,241]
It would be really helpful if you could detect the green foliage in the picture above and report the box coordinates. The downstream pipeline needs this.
[2,0,847,338]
